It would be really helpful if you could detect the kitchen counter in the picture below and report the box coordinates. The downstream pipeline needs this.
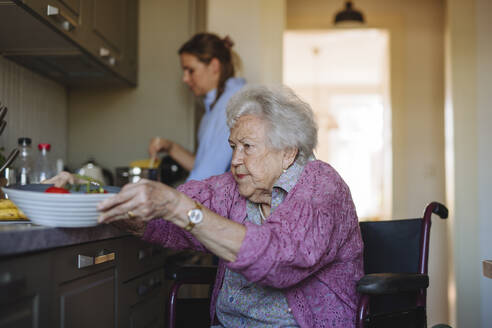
[0,222,129,257]
[0,221,169,327]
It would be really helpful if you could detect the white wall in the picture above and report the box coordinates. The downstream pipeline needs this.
[207,0,285,84]
[446,0,492,326]
[477,0,492,324]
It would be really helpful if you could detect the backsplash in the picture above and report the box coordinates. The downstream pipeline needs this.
[0,56,68,165]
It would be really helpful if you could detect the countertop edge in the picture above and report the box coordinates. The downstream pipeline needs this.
[0,223,131,257]
[484,260,492,279]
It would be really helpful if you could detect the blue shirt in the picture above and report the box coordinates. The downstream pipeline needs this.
[187,77,246,181]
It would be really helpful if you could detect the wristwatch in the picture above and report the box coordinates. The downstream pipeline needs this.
[184,201,204,232]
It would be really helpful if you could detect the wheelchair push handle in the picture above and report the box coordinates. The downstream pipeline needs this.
[426,201,448,219]
[419,201,449,278]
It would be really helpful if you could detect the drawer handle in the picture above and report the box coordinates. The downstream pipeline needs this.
[0,273,27,304]
[138,247,153,261]
[77,252,115,269]
[46,5,78,31]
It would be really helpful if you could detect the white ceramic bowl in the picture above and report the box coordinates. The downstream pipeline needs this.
[2,184,120,228]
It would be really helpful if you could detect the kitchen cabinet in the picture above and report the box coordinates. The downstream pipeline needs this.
[120,237,167,282]
[0,253,52,328]
[83,0,138,84]
[119,238,167,327]
[20,0,87,44]
[56,268,116,328]
[0,235,168,328]
[0,0,138,86]
[53,238,120,328]
[119,269,166,328]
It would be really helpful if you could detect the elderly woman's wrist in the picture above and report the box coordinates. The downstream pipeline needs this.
[169,192,194,228]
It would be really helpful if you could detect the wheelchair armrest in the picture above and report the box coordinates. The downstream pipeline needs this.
[357,273,429,295]
[165,264,217,284]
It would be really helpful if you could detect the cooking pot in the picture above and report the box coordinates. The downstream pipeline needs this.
[115,155,186,187]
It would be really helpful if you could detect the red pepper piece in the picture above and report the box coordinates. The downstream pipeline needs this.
[45,186,70,193]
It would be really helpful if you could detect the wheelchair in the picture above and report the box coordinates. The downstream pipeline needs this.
[165,201,450,328]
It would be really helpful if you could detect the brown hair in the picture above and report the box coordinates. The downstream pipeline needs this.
[179,33,236,108]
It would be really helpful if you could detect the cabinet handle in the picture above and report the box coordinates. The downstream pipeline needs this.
[99,47,111,57]
[99,48,117,66]
[138,247,164,261]
[0,272,26,303]
[77,252,115,269]
[137,276,162,296]
[46,5,78,31]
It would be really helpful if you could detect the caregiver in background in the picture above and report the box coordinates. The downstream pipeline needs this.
[149,33,246,181]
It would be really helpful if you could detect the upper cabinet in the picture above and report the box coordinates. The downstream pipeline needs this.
[0,0,138,87]
[87,0,138,84]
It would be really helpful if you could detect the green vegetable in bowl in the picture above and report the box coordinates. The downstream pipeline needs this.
[64,174,107,193]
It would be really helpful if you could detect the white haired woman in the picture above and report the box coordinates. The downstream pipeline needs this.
[46,85,363,327]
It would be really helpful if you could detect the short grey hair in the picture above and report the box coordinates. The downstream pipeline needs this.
[226,85,318,164]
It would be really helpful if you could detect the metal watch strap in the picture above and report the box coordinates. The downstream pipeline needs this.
[184,201,202,232]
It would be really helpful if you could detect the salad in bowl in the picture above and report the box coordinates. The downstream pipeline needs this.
[2,175,120,227]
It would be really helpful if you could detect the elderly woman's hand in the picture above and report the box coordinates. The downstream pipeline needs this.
[41,171,77,187]
[111,219,147,237]
[96,179,189,225]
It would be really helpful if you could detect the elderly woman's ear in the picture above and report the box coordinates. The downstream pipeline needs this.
[282,147,298,171]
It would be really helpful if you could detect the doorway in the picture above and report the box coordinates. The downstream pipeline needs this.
[283,29,391,220]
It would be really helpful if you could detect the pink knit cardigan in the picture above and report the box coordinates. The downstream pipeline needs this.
[143,160,364,327]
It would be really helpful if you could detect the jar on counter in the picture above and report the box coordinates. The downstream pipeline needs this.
[14,137,35,185]
[32,143,55,183]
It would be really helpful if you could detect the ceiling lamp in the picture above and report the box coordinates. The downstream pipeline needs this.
[334,1,365,26]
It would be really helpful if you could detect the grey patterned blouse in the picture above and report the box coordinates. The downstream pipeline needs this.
[212,158,309,327]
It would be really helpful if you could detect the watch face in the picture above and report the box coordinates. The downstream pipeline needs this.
[189,208,203,224]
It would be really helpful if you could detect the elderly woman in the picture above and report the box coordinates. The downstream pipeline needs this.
[48,85,363,327]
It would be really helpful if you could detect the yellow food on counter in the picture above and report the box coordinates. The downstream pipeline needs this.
[0,199,17,209]
[129,158,161,169]
[0,199,28,220]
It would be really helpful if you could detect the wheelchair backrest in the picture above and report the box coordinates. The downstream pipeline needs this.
[359,218,422,274]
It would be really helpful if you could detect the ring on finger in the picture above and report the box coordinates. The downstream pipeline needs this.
[127,210,136,219]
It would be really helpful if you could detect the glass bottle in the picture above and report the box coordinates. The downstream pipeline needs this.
[14,137,34,185]
[32,143,55,183]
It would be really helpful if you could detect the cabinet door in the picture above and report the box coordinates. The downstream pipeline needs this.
[129,296,164,328]
[0,253,53,328]
[85,0,138,84]
[59,0,82,16]
[53,238,122,328]
[19,0,87,42]
[119,269,167,328]
[119,237,167,282]
[91,0,124,53]
[56,267,116,328]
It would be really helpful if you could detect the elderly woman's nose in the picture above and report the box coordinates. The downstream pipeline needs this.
[231,149,243,165]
